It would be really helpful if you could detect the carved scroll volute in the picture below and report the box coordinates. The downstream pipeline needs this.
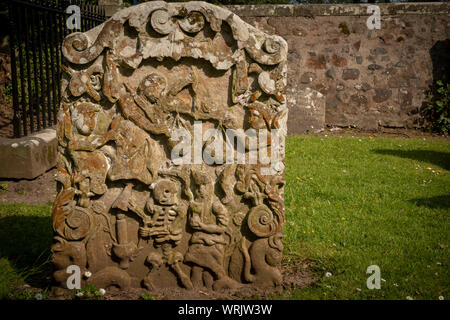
[178,11,205,33]
[148,8,206,37]
[245,33,287,66]
[62,20,122,65]
[151,9,177,35]
[247,204,278,238]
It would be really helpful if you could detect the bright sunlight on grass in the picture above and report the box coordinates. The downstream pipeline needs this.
[281,135,449,300]
[0,136,448,299]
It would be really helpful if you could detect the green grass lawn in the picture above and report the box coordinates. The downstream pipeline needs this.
[0,204,52,299]
[0,135,449,300]
[281,135,449,300]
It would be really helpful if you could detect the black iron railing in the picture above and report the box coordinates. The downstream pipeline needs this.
[7,0,106,138]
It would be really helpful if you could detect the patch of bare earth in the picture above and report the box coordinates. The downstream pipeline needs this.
[46,261,316,300]
[0,168,57,205]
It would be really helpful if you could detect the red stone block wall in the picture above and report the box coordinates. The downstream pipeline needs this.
[228,3,450,133]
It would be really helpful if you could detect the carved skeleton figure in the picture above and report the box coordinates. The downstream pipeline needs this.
[140,179,192,289]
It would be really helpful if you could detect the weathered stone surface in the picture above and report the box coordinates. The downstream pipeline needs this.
[325,68,336,79]
[331,54,347,67]
[99,0,123,17]
[356,82,372,92]
[326,96,339,109]
[373,88,393,103]
[287,87,325,134]
[306,55,326,70]
[368,64,383,71]
[300,72,315,84]
[0,128,57,179]
[399,88,413,107]
[370,48,388,56]
[226,3,450,17]
[53,1,288,292]
[342,68,360,80]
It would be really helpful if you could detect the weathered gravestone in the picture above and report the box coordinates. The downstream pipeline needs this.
[52,1,288,292]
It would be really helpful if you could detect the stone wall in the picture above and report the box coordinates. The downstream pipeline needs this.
[226,2,450,134]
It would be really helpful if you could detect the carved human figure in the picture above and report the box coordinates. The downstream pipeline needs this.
[105,119,163,185]
[118,69,195,139]
[184,170,240,290]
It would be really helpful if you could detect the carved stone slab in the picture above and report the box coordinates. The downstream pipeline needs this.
[53,1,288,292]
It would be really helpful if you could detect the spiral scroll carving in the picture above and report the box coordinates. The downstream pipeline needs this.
[60,207,93,241]
[62,20,122,64]
[264,37,282,54]
[62,32,101,64]
[245,33,287,66]
[150,9,176,35]
[178,11,205,34]
[247,204,278,238]
[62,33,90,61]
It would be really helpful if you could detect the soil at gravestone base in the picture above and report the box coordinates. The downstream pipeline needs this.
[0,168,57,205]
[99,260,316,300]
[21,260,315,300]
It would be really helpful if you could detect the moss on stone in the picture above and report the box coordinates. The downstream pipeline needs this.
[338,22,350,36]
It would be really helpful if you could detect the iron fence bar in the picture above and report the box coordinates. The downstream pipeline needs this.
[42,6,53,128]
[36,8,47,129]
[16,3,28,137]
[62,0,69,37]
[86,3,91,31]
[91,4,96,30]
[23,8,34,134]
[80,1,85,31]
[48,2,58,127]
[30,6,41,132]
[54,1,63,124]
[8,0,107,137]
[8,1,21,138]
[55,0,62,123]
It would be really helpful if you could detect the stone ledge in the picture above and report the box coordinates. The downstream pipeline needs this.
[226,2,450,17]
[0,128,57,179]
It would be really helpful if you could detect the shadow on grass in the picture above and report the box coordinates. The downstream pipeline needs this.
[372,149,450,170]
[0,215,53,287]
[409,195,450,209]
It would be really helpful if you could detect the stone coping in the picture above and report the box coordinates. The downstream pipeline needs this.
[0,127,57,179]
[101,2,450,18]
[225,2,450,17]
